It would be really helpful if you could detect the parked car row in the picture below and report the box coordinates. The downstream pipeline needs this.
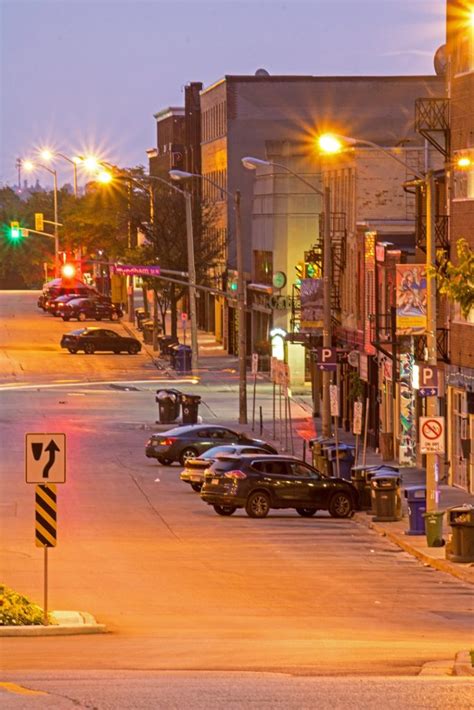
[145,424,358,519]
[38,279,122,322]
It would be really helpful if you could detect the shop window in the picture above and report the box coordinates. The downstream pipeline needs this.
[253,250,273,285]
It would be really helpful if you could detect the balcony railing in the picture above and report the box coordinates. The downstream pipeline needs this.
[415,98,450,158]
[416,214,449,253]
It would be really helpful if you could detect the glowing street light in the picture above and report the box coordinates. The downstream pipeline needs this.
[23,160,60,276]
[39,148,79,196]
[61,263,76,279]
[96,170,113,184]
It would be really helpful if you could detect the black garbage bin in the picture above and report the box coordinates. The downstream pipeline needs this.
[446,505,474,563]
[174,344,192,373]
[135,307,147,330]
[181,393,201,424]
[309,437,334,472]
[142,319,154,345]
[155,389,182,424]
[158,336,179,357]
[350,465,398,512]
[371,473,402,522]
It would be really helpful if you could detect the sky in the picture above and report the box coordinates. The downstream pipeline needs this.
[0,0,446,188]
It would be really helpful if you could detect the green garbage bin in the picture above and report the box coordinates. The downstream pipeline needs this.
[446,505,474,562]
[423,510,445,548]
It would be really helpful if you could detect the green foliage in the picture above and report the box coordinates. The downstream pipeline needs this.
[348,370,363,401]
[0,583,53,626]
[431,238,474,320]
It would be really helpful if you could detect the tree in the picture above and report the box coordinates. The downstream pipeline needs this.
[432,238,474,321]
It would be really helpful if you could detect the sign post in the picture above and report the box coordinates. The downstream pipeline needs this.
[26,433,66,626]
[353,400,363,465]
[270,357,277,439]
[330,384,340,477]
[251,353,259,431]
[181,312,188,346]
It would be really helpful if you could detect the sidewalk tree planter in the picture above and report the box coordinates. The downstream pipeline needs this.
[0,584,54,626]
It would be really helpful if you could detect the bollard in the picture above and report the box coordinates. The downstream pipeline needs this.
[259,406,263,436]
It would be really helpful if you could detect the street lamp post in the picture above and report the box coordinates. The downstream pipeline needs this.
[242,157,332,437]
[170,169,248,424]
[24,160,60,276]
[318,133,439,509]
[40,150,78,197]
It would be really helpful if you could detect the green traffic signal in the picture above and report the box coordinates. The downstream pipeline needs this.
[9,221,21,240]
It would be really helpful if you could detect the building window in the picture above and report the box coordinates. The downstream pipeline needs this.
[453,154,474,200]
[253,250,273,285]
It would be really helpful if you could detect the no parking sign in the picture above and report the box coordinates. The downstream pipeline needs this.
[419,416,445,454]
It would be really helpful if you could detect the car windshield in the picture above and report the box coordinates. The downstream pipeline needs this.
[201,446,236,458]
[68,329,87,335]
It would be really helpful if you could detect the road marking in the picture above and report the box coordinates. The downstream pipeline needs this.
[0,377,199,392]
[0,681,47,696]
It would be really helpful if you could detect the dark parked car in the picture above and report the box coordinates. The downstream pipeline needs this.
[61,297,122,322]
[180,444,274,491]
[200,454,358,519]
[48,293,105,316]
[145,425,278,466]
[60,328,141,354]
[38,285,95,310]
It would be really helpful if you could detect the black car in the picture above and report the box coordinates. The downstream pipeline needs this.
[200,454,358,518]
[180,444,274,491]
[145,425,278,466]
[38,286,95,310]
[48,293,103,316]
[61,297,122,322]
[60,328,141,354]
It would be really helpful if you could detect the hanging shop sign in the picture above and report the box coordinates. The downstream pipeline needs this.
[300,278,323,329]
[395,264,427,335]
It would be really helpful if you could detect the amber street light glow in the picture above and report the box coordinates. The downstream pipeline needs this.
[317,134,345,154]
[61,264,76,279]
[457,156,472,168]
[96,170,113,184]
[40,149,54,162]
[83,156,100,171]
[23,160,35,171]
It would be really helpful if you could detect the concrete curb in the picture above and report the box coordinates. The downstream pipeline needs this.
[354,513,474,585]
[0,610,107,637]
[453,650,474,676]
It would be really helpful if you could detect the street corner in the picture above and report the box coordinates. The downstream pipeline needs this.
[0,610,107,637]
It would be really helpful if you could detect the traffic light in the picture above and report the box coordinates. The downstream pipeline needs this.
[9,221,21,240]
[61,263,76,279]
[35,213,44,231]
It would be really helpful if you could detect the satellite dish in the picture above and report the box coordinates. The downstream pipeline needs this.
[255,68,270,77]
[434,45,447,76]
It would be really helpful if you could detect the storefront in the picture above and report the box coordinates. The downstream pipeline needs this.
[446,367,474,493]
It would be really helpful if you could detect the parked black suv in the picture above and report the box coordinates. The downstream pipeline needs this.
[200,454,358,518]
[61,297,122,322]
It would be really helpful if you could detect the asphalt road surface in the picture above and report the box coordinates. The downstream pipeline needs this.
[1,291,473,706]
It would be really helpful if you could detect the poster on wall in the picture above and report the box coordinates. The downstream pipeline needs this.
[396,264,427,335]
[300,278,323,329]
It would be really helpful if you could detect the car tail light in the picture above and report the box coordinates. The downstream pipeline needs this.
[161,438,176,446]
[224,470,247,480]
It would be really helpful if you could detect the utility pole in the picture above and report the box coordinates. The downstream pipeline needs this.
[52,170,59,277]
[184,191,199,375]
[235,190,248,424]
[127,179,134,322]
[322,186,332,437]
[425,171,439,512]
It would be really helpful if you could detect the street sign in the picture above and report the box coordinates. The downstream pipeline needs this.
[316,347,337,371]
[35,484,57,547]
[251,353,259,375]
[35,213,44,231]
[181,312,188,322]
[353,401,363,435]
[419,416,445,454]
[330,385,339,417]
[26,433,66,484]
[419,365,438,397]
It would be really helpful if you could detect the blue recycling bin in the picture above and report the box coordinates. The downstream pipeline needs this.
[174,344,192,373]
[404,486,426,535]
[326,444,355,479]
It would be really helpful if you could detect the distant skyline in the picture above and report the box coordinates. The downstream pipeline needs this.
[1,0,445,188]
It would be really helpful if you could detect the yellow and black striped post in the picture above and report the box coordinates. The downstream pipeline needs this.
[35,484,57,547]
[35,484,57,625]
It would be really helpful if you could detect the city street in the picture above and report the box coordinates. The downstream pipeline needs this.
[1,291,472,696]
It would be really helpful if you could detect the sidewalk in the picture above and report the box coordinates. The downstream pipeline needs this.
[123,317,474,585]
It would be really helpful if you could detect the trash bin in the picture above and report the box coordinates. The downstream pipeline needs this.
[174,344,192,373]
[423,510,445,548]
[155,389,182,424]
[158,336,179,357]
[351,465,382,511]
[142,319,154,345]
[309,437,333,472]
[326,444,355,479]
[404,486,426,536]
[445,505,474,562]
[135,307,147,330]
[181,393,201,424]
[371,473,403,522]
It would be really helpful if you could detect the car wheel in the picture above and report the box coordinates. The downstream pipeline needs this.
[95,316,102,321]
[110,312,119,321]
[296,508,318,517]
[157,457,172,466]
[245,491,270,518]
[179,448,198,466]
[67,347,78,354]
[213,504,237,516]
[78,312,87,322]
[62,316,70,321]
[128,343,140,354]
[113,349,121,354]
[190,482,202,492]
[84,342,96,354]
[328,492,353,518]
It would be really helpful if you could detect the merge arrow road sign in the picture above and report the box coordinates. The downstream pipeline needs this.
[26,433,66,484]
